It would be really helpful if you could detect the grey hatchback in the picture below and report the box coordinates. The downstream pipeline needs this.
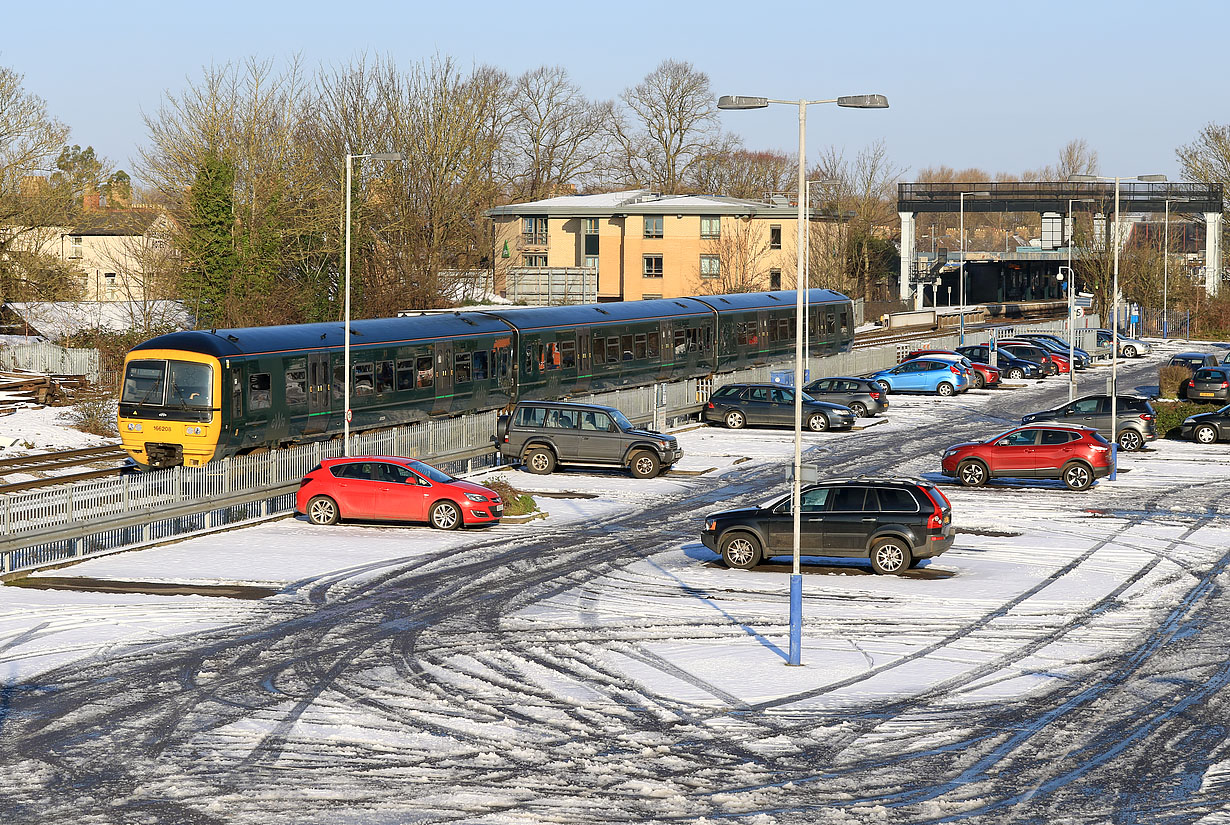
[802,376,888,417]
[1186,367,1230,403]
[703,383,857,432]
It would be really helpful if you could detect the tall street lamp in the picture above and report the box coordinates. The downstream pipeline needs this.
[1065,197,1095,403]
[1069,174,1166,478]
[344,150,406,455]
[959,191,990,346]
[718,92,888,667]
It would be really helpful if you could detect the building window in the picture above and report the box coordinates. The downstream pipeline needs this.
[770,225,782,250]
[523,254,548,267]
[583,218,598,234]
[642,293,662,300]
[69,236,82,259]
[701,216,720,239]
[643,254,663,277]
[644,216,663,238]
[522,217,547,245]
[699,255,720,278]
[770,269,782,290]
[584,255,598,271]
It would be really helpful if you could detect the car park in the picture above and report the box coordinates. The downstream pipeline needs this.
[1184,367,1230,403]
[497,400,681,478]
[941,424,1113,490]
[1016,333,1093,368]
[1182,405,1230,444]
[869,358,970,396]
[998,339,1072,374]
[1006,336,1090,370]
[801,376,888,417]
[700,478,954,574]
[903,349,1000,389]
[956,345,1044,380]
[1020,394,1158,451]
[704,383,856,431]
[296,456,502,528]
[1094,329,1152,358]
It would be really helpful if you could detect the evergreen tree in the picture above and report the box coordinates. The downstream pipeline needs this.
[182,153,237,327]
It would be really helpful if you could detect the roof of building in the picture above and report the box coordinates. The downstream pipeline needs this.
[68,209,161,237]
[485,189,805,219]
[2,301,192,340]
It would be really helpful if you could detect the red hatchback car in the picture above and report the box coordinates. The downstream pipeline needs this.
[941,424,1113,490]
[296,456,502,529]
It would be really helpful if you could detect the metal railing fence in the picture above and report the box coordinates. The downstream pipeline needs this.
[0,342,100,382]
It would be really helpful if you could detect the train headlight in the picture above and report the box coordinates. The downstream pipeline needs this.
[126,422,143,432]
[185,425,203,436]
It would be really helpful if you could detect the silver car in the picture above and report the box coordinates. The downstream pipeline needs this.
[1094,329,1151,358]
[802,376,889,417]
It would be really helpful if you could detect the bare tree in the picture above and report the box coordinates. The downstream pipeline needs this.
[691,218,775,294]
[686,148,794,199]
[1178,122,1230,204]
[610,60,730,192]
[1054,138,1099,180]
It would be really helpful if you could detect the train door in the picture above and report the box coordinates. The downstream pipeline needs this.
[756,310,769,363]
[305,352,330,434]
[576,331,591,392]
[493,337,514,402]
[433,342,453,415]
[658,320,672,380]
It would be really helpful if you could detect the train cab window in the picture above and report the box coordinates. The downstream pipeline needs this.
[166,361,213,407]
[647,332,659,359]
[353,363,374,396]
[455,352,472,383]
[396,359,414,391]
[375,360,394,393]
[779,318,791,341]
[560,340,576,369]
[248,373,272,410]
[606,338,620,364]
[634,333,647,359]
[621,334,634,361]
[473,350,489,381]
[416,356,433,389]
[285,359,307,405]
[840,309,850,333]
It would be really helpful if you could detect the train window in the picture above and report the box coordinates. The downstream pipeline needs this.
[606,338,619,364]
[455,353,472,384]
[524,346,535,372]
[621,334,634,361]
[544,342,560,371]
[231,370,242,417]
[285,359,307,405]
[560,340,576,369]
[122,360,165,405]
[840,309,849,333]
[167,360,212,407]
[674,329,687,356]
[416,356,433,389]
[779,318,790,341]
[736,322,748,347]
[648,332,660,359]
[495,347,511,379]
[396,359,414,391]
[534,342,545,370]
[473,350,489,381]
[332,364,345,401]
[592,337,605,365]
[689,327,704,352]
[634,333,647,359]
[248,373,272,410]
[376,360,394,393]
[353,363,374,396]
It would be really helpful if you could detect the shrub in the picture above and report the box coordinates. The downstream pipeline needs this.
[63,391,118,437]
[1151,399,1222,438]
[1158,365,1193,399]
[482,477,538,516]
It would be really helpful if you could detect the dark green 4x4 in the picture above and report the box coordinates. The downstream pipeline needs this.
[497,401,683,478]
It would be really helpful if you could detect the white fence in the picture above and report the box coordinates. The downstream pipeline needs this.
[0,341,100,382]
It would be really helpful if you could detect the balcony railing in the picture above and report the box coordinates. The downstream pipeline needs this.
[521,232,548,246]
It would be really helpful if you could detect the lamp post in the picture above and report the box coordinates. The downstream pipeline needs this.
[719,92,888,667]
[1065,197,1095,402]
[1069,174,1166,478]
[959,191,991,346]
[344,150,406,455]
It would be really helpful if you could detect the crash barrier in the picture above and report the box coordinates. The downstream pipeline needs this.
[0,317,1094,574]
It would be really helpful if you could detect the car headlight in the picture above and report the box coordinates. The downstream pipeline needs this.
[1183,417,1195,424]
[943,448,957,458]
[465,493,487,502]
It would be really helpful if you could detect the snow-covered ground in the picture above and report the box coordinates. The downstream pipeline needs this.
[4,339,1230,823]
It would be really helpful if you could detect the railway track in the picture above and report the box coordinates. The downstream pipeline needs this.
[0,444,127,494]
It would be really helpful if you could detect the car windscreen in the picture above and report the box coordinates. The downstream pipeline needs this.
[609,409,635,431]
[408,461,454,484]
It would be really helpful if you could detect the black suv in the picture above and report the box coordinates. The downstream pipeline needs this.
[497,401,682,478]
[700,479,954,575]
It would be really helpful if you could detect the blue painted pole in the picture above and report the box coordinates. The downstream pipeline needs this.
[1110,442,1118,481]
[788,573,802,665]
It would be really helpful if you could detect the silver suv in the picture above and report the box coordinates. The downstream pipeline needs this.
[1021,394,1158,451]
[497,401,682,478]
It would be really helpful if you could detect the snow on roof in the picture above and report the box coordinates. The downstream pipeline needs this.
[3,301,192,340]
[486,189,790,216]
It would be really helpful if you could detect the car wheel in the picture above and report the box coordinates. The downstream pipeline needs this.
[525,447,556,475]
[1117,429,1144,451]
[1123,345,1138,358]
[850,402,869,418]
[936,382,955,397]
[725,410,746,429]
[1007,367,1024,379]
[630,450,661,479]
[720,533,762,570]
[972,372,986,390]
[807,413,830,432]
[957,459,988,487]
[870,537,912,575]
[1196,424,1218,444]
[877,380,891,393]
[430,500,462,530]
[1062,461,1093,491]
[306,495,339,525]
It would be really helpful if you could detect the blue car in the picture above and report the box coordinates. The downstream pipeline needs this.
[870,358,971,397]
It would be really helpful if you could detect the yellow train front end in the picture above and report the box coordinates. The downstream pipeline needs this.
[117,348,225,469]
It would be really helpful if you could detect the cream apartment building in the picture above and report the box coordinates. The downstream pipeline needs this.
[485,190,826,302]
[59,210,174,301]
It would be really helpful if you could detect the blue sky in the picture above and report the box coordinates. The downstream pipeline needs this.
[5,0,1224,185]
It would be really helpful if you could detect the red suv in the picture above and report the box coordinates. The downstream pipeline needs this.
[296,456,502,528]
[941,424,1112,490]
[904,348,1001,389]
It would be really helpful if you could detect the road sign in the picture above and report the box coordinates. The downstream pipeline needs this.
[345,409,353,423]
[1075,307,1085,317]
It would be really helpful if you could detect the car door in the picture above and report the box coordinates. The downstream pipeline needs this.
[988,429,1040,477]
[822,486,875,555]
[1037,429,1080,477]
[766,488,829,555]
[769,387,796,425]
[1065,397,1103,430]
[545,408,584,461]
[743,386,773,424]
[328,461,379,519]
[894,362,923,391]
[809,379,834,401]
[578,410,624,464]
[367,461,430,522]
